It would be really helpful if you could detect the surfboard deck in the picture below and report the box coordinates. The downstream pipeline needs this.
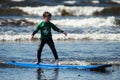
[5,61,112,69]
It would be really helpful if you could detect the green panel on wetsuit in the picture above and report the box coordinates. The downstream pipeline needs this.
[34,21,62,40]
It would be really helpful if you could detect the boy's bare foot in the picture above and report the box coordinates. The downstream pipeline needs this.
[55,60,60,65]
[34,61,40,64]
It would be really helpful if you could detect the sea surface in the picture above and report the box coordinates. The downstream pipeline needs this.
[0,41,120,80]
[0,0,120,80]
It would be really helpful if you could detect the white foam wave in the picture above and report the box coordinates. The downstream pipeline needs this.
[60,60,120,66]
[63,1,77,5]
[0,33,120,41]
[52,16,117,28]
[60,61,91,65]
[112,0,120,4]
[53,34,120,41]
[26,16,118,28]
[0,34,31,41]
[15,6,104,16]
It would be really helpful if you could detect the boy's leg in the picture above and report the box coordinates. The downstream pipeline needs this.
[47,39,59,60]
[37,40,45,63]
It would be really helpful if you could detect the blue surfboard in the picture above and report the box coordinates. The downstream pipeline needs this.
[5,61,111,69]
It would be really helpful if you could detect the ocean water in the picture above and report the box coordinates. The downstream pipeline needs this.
[0,41,120,80]
[0,0,120,80]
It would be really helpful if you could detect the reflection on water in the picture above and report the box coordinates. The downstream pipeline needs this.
[37,68,59,80]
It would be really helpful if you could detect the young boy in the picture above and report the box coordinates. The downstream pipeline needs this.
[31,11,67,64]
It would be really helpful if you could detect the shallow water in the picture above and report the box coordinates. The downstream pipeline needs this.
[1,68,119,80]
[0,41,120,80]
[0,41,120,62]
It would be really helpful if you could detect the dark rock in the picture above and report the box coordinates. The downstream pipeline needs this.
[0,8,28,16]
[0,18,35,26]
[61,9,73,16]
[93,7,120,16]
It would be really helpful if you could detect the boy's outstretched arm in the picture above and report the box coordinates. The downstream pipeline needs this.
[30,30,38,40]
[30,26,40,40]
[53,27,67,36]
[51,23,67,36]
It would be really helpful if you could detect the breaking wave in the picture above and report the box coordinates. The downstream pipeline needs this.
[1,16,120,28]
[27,16,120,28]
[0,16,120,42]
[15,6,104,16]
[15,6,120,16]
[0,33,120,41]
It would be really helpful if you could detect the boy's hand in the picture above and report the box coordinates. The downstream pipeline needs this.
[30,36,34,40]
[63,32,67,36]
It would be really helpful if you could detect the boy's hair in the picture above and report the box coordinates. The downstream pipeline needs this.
[43,11,52,17]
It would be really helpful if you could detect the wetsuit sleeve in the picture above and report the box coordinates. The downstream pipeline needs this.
[32,23,42,36]
[51,23,64,33]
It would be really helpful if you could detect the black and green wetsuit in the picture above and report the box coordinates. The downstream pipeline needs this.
[32,21,64,63]
[32,21,64,40]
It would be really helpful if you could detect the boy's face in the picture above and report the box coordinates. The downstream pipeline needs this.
[44,15,51,22]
